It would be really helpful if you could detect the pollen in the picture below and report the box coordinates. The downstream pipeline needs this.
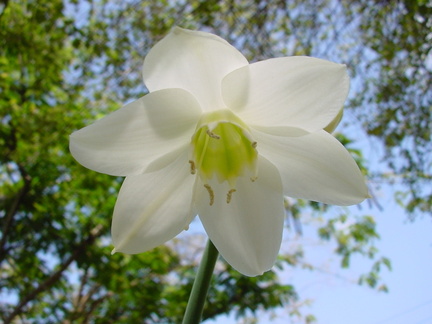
[204,184,215,206]
[206,129,221,139]
[188,160,196,174]
[226,188,236,204]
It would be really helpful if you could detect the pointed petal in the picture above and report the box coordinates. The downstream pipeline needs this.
[70,88,201,176]
[324,107,344,133]
[143,27,248,111]
[222,57,349,132]
[112,151,195,254]
[195,157,284,276]
[253,129,369,205]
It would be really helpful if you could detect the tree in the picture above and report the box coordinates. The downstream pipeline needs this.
[0,1,297,322]
[342,0,432,215]
[5,0,427,322]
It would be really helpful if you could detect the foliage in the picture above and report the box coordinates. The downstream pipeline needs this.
[342,0,432,216]
[0,1,296,323]
[1,0,428,323]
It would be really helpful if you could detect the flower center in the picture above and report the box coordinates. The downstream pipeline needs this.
[190,109,258,205]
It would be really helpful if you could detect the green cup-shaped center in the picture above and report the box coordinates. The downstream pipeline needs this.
[191,109,258,187]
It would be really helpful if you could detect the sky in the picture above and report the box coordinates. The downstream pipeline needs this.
[290,198,432,324]
[205,190,432,324]
[203,113,432,324]
[62,4,432,323]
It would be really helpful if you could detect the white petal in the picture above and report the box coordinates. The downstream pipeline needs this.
[194,157,285,277]
[112,151,195,254]
[143,27,248,111]
[324,107,344,133]
[222,57,349,132]
[70,88,201,176]
[253,129,369,205]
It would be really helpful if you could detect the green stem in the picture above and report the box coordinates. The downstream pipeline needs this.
[182,239,219,324]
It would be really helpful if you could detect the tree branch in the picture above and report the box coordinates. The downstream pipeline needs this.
[3,225,104,324]
[0,164,31,262]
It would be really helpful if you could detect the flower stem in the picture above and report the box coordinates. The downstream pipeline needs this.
[182,239,219,324]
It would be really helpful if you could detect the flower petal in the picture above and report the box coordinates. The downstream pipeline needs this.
[70,88,201,176]
[112,151,195,254]
[253,129,369,205]
[143,27,249,111]
[194,156,285,277]
[324,107,344,133]
[222,57,349,132]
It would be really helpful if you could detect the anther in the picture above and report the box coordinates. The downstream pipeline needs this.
[206,129,220,139]
[188,160,196,174]
[250,176,258,182]
[252,141,257,148]
[226,189,236,204]
[204,184,215,206]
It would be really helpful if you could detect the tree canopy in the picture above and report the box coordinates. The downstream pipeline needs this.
[1,0,429,323]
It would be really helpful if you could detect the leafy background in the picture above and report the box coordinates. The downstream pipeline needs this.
[0,0,430,323]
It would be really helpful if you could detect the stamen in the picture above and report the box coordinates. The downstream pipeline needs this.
[206,129,220,139]
[188,160,196,174]
[204,184,215,206]
[252,141,257,148]
[226,189,236,204]
[250,166,259,182]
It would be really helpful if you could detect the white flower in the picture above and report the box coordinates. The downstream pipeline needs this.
[70,27,369,276]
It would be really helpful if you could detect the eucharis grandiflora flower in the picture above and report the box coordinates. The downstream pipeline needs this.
[70,27,369,276]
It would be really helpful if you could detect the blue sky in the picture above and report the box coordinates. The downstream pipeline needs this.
[63,4,431,322]
[203,113,432,323]
[292,198,432,324]
[205,192,432,324]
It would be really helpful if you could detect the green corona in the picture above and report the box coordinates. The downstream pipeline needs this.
[190,109,258,204]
